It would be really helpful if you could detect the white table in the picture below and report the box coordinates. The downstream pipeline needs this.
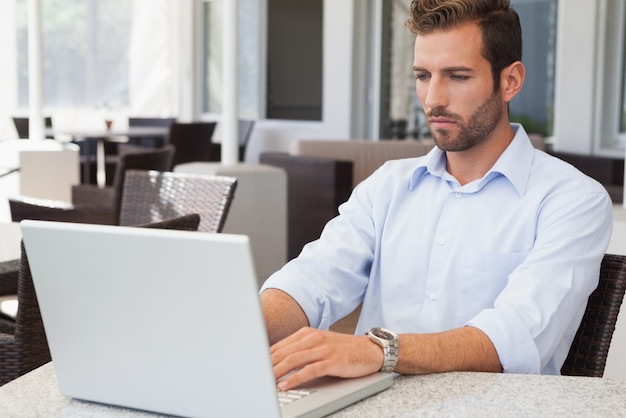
[0,363,624,417]
[0,222,21,263]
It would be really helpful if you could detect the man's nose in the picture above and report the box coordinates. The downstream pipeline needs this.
[423,78,449,110]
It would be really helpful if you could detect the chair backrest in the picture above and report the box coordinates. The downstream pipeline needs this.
[119,170,237,233]
[127,118,176,149]
[166,121,217,167]
[8,196,117,225]
[561,253,626,377]
[105,146,176,220]
[12,117,53,139]
[128,117,176,128]
[112,145,176,195]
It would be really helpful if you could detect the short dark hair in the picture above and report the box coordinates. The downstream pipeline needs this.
[406,0,522,90]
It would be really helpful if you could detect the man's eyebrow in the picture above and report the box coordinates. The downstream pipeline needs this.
[442,66,473,73]
[412,66,474,73]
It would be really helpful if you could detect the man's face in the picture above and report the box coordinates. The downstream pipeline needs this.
[413,23,505,152]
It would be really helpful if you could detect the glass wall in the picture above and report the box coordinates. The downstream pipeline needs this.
[509,0,558,137]
[16,0,131,109]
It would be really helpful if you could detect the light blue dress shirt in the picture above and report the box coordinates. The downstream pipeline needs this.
[261,124,613,375]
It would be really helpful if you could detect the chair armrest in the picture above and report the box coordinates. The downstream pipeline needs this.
[133,213,201,231]
[9,196,117,225]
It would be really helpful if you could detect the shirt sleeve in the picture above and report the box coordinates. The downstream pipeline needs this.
[260,174,381,330]
[466,186,613,374]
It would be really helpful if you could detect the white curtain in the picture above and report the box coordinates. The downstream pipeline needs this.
[129,0,194,119]
[0,1,18,139]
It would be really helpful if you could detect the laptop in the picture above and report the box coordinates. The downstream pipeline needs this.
[21,220,393,418]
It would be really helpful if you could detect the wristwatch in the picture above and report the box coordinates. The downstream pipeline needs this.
[366,327,399,373]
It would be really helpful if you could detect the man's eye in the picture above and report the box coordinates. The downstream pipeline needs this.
[415,73,430,81]
[450,74,469,81]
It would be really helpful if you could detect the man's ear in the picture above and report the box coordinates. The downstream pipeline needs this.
[500,61,525,102]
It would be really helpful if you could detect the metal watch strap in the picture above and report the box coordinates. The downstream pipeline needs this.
[380,339,399,373]
[367,327,399,373]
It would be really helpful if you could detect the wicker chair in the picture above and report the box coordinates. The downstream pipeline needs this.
[119,170,237,233]
[166,121,217,168]
[0,214,202,387]
[0,242,49,386]
[8,146,176,226]
[561,253,626,377]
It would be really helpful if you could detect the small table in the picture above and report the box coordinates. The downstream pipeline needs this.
[48,127,169,188]
[0,222,22,263]
[1,363,624,417]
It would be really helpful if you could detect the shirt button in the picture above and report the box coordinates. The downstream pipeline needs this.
[429,292,437,300]
[438,238,446,245]
[455,192,462,198]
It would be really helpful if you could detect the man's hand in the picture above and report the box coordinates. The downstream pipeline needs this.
[271,327,384,391]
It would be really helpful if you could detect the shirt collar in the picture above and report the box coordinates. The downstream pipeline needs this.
[409,123,535,196]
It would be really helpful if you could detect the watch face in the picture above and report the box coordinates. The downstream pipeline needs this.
[371,328,393,340]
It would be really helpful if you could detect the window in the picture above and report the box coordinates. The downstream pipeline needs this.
[201,0,322,121]
[266,0,323,120]
[202,0,262,118]
[596,0,626,150]
[16,0,131,109]
[509,0,558,137]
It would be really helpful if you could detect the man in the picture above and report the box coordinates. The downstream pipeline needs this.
[261,0,613,391]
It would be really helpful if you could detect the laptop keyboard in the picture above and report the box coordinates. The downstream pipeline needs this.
[278,388,316,406]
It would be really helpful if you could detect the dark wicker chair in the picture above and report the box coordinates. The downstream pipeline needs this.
[0,214,202,387]
[0,242,50,386]
[119,170,237,232]
[8,197,116,225]
[126,117,176,149]
[166,121,217,168]
[561,253,626,377]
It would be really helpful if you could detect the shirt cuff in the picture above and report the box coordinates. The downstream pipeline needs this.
[466,306,541,374]
[261,266,332,330]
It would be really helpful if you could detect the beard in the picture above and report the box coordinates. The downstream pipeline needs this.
[426,90,504,152]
